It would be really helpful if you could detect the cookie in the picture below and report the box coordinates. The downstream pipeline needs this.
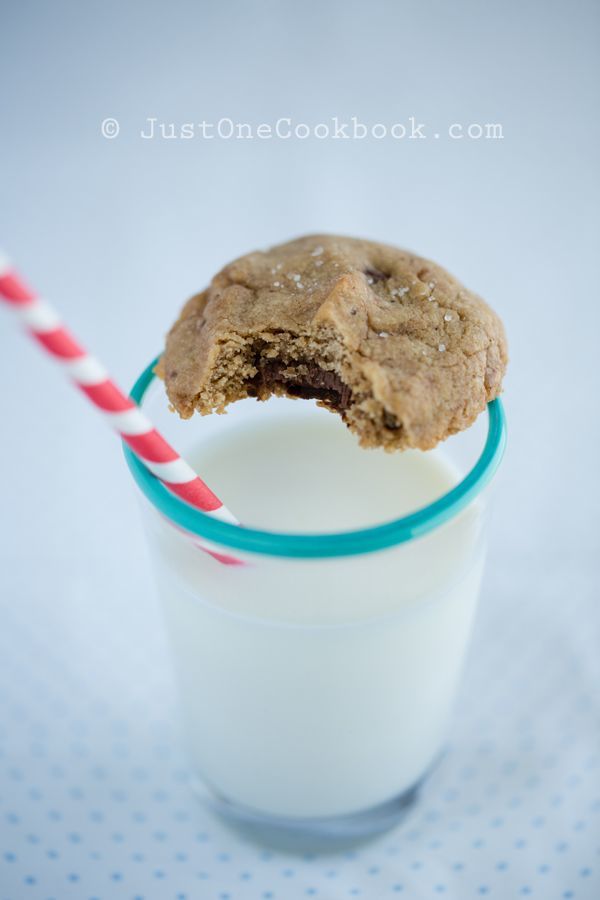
[158,235,507,451]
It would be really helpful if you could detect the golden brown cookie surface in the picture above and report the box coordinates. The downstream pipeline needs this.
[159,235,507,450]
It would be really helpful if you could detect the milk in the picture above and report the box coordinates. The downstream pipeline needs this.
[142,405,486,822]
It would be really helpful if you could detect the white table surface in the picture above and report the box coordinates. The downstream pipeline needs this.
[1,1,599,897]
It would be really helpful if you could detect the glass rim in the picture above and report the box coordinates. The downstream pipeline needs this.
[123,357,507,559]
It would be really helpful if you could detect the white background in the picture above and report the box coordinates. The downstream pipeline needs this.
[1,1,599,898]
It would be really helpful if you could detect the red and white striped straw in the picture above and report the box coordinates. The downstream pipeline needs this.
[0,250,244,566]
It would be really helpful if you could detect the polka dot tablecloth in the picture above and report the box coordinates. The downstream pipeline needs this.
[0,548,598,900]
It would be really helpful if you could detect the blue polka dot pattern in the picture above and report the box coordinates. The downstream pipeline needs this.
[0,555,598,898]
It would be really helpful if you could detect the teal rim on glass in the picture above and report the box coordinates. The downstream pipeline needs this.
[123,357,506,559]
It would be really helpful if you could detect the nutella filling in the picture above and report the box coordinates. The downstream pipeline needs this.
[248,357,353,411]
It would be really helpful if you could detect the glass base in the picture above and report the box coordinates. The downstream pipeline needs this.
[191,770,431,852]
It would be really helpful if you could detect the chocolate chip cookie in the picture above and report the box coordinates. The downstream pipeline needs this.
[159,235,507,450]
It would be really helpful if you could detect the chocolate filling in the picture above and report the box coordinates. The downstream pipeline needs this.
[246,355,402,434]
[383,411,401,431]
[248,357,353,410]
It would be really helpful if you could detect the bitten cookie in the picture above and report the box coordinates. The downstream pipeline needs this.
[158,235,507,451]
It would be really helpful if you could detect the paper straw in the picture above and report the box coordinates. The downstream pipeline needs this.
[0,250,244,566]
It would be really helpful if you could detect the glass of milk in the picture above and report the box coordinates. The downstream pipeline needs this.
[124,359,506,845]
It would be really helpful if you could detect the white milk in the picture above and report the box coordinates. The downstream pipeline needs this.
[142,408,485,821]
